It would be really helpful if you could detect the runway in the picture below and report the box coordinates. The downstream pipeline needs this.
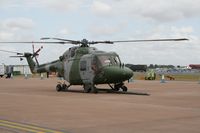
[0,78,200,133]
[0,119,64,133]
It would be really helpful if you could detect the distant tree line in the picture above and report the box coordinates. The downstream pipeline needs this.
[125,64,147,72]
[148,64,175,69]
[126,64,176,72]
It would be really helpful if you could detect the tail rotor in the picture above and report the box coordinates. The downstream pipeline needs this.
[32,44,43,66]
[0,45,43,65]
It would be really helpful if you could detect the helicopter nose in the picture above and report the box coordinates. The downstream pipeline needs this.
[101,66,133,83]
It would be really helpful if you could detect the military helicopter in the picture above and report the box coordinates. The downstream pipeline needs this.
[0,37,188,93]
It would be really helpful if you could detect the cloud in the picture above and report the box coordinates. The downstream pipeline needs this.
[89,25,119,37]
[3,0,200,22]
[145,25,194,39]
[94,25,200,65]
[91,1,112,16]
[88,22,128,39]
[54,28,73,38]
[58,29,71,36]
[1,18,35,31]
[0,0,199,65]
[170,26,194,38]
[0,18,36,42]
[0,1,13,7]
[136,0,200,22]
[90,0,200,22]
[39,0,83,12]
[0,0,83,12]
[0,32,14,41]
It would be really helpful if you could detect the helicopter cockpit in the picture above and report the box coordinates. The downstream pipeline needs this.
[97,54,121,66]
[91,52,121,70]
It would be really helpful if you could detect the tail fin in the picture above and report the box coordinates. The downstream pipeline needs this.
[24,53,37,73]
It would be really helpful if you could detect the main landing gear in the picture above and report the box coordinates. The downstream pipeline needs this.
[56,82,98,93]
[56,82,70,92]
[83,84,98,93]
[109,82,128,92]
[56,82,128,93]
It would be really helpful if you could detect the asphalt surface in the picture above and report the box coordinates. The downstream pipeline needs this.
[0,77,200,133]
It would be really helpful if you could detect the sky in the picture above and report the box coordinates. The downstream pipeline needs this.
[0,0,200,66]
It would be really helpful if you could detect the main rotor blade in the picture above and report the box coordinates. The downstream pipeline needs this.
[111,38,189,43]
[89,41,113,44]
[0,38,189,46]
[41,37,80,44]
[0,41,72,44]
[41,37,75,42]
[0,49,23,55]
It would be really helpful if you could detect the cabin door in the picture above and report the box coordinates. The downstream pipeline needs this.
[79,57,94,84]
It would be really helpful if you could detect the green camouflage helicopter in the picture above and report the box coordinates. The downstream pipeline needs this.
[0,38,188,93]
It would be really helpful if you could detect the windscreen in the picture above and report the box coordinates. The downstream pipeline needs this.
[97,55,121,66]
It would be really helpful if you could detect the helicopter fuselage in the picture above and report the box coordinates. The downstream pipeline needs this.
[27,46,132,90]
[24,46,133,93]
[61,46,133,85]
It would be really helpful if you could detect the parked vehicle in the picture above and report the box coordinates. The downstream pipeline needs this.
[0,64,13,78]
[145,69,156,80]
[0,64,5,78]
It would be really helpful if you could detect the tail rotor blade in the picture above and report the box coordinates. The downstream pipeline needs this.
[34,46,43,55]
[35,56,39,65]
[32,44,35,54]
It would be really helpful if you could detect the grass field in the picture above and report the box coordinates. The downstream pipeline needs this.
[133,72,200,81]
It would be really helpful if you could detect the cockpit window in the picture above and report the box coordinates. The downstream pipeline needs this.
[98,55,120,66]
[70,48,76,57]
[113,56,120,65]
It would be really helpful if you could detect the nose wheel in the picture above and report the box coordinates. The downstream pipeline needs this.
[121,86,128,92]
[109,82,128,92]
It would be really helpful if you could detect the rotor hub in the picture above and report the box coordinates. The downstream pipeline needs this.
[80,39,89,47]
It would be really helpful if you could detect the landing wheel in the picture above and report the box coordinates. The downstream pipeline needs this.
[121,86,128,92]
[62,84,69,91]
[112,83,128,92]
[56,84,62,92]
[113,83,123,91]
[56,83,70,92]
[112,87,120,91]
[83,84,91,93]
